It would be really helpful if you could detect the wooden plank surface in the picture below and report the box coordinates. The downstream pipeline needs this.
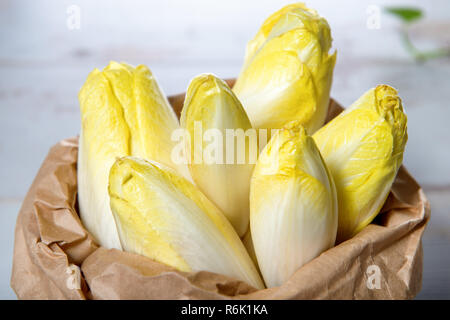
[0,0,449,299]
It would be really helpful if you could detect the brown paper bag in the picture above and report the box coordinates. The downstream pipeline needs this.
[11,96,430,300]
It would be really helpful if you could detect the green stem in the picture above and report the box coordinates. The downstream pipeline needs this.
[400,26,450,62]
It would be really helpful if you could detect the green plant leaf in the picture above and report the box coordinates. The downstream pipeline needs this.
[385,7,423,23]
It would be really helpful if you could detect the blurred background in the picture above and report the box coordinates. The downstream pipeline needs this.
[1,0,449,299]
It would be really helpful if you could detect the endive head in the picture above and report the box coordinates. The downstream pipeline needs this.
[243,3,332,67]
[344,85,408,157]
[313,84,408,242]
[79,61,188,177]
[251,120,337,287]
[77,61,189,249]
[181,73,252,145]
[233,3,336,134]
[108,156,264,289]
[252,121,336,217]
[180,74,254,237]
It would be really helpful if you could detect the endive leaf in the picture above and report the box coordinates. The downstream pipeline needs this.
[313,85,408,242]
[251,121,337,287]
[109,156,264,290]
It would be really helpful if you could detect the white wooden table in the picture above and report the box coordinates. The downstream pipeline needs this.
[0,0,449,299]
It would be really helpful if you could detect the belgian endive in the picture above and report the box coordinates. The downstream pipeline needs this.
[108,156,264,289]
[233,3,336,135]
[313,85,408,242]
[78,61,189,249]
[180,74,254,237]
[250,121,337,288]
